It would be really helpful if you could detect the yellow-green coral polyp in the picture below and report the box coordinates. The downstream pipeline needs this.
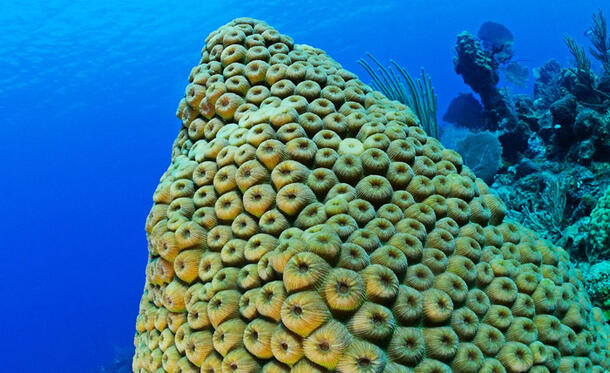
[133,17,610,372]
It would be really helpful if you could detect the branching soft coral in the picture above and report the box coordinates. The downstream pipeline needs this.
[565,9,609,74]
[588,10,610,73]
[358,54,439,139]
[564,10,610,105]
[564,35,592,74]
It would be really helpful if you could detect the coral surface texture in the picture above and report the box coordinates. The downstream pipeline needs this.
[591,186,610,259]
[133,18,610,373]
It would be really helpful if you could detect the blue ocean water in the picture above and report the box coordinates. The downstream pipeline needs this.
[0,1,607,372]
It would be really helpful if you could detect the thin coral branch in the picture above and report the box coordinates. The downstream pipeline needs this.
[587,9,610,70]
[358,54,438,139]
[420,67,439,138]
[358,55,394,98]
[564,34,592,73]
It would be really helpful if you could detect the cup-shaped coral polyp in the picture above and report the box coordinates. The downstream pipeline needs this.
[133,17,610,373]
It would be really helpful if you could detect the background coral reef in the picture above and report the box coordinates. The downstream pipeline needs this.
[440,12,610,324]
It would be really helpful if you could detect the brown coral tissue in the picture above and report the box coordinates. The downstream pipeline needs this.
[133,17,610,372]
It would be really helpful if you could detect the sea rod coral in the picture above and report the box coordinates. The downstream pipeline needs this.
[133,18,610,372]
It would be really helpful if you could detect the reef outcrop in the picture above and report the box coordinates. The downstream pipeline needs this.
[444,15,610,271]
[133,18,609,372]
[453,32,514,130]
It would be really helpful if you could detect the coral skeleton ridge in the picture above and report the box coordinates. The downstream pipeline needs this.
[133,18,610,373]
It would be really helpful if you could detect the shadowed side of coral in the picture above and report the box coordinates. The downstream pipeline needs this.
[132,18,610,373]
[455,131,502,184]
[97,346,133,373]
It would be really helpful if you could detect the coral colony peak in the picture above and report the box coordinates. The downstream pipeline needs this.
[134,18,609,373]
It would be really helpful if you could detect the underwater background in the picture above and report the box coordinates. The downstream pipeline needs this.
[1,0,609,372]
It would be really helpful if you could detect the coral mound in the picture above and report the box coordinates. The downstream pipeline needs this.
[133,18,610,373]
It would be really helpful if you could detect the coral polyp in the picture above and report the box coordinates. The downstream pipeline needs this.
[133,17,609,372]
